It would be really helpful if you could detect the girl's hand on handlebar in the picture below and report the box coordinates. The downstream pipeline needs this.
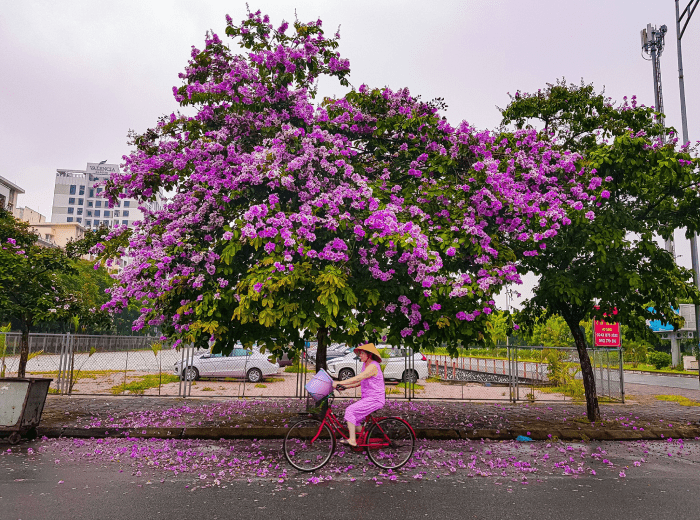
[336,384,346,392]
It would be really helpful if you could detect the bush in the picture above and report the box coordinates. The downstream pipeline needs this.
[647,351,672,370]
[624,341,650,368]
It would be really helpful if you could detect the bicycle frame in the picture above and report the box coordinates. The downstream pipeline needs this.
[311,405,415,449]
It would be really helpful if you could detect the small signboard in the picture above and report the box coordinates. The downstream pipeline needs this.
[593,319,621,347]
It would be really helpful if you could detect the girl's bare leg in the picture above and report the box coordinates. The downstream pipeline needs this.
[347,422,362,446]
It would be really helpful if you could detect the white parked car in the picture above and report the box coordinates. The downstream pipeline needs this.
[174,347,280,383]
[326,347,428,383]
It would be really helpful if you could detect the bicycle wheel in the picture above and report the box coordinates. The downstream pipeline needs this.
[284,418,335,472]
[366,417,415,470]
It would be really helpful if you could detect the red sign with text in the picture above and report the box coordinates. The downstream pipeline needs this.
[593,319,621,347]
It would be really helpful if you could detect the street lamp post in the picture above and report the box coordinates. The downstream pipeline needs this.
[675,0,700,381]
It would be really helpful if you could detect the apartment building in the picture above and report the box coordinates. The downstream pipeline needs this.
[0,175,24,213]
[51,162,161,231]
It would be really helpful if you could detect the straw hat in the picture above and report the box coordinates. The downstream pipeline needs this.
[353,343,382,363]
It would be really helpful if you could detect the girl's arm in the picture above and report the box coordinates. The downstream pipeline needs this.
[333,364,378,389]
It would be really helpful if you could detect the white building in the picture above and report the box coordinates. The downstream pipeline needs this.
[0,175,24,214]
[51,162,161,231]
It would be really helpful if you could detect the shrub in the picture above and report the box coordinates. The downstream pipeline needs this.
[647,351,672,370]
[624,341,650,368]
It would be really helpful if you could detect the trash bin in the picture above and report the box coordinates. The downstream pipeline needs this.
[0,378,52,444]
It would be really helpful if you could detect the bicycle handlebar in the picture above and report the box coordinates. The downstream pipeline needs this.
[335,384,347,391]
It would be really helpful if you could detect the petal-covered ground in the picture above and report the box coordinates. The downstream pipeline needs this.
[4,435,699,493]
[41,397,700,436]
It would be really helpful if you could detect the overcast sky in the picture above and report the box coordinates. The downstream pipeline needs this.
[2,0,699,309]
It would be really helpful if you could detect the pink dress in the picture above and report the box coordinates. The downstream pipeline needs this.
[344,360,386,427]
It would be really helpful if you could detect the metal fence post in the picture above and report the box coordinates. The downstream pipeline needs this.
[619,347,625,404]
[56,334,66,394]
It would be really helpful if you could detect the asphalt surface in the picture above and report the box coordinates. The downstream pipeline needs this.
[2,438,700,520]
[624,372,700,390]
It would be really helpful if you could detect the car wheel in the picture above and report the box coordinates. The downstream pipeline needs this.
[338,368,354,381]
[247,368,263,383]
[184,366,199,381]
[402,370,418,384]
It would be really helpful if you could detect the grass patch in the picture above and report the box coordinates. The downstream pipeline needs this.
[624,363,697,376]
[110,374,180,395]
[29,370,123,380]
[425,376,443,383]
[266,377,284,383]
[255,383,267,388]
[284,365,313,373]
[48,388,60,395]
[201,387,214,391]
[656,395,700,406]
[539,380,585,400]
[387,382,424,394]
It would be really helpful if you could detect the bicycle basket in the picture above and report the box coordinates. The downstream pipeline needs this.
[305,368,333,401]
[306,395,329,418]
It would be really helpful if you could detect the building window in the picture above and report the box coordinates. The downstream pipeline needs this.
[122,220,128,225]
[76,218,82,223]
[78,198,83,205]
[103,210,110,217]
[96,187,103,194]
[67,217,74,222]
[67,207,74,214]
[88,201,93,207]
[103,220,109,226]
[89,188,94,198]
[95,201,102,208]
[86,220,91,227]
[94,210,100,217]
[79,185,85,195]
[69,198,75,204]
[87,210,92,217]
[114,210,120,217]
[122,210,130,217]
[123,201,130,208]
[77,208,83,215]
[69,185,76,195]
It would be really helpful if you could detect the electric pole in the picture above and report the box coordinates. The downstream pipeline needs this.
[675,0,700,385]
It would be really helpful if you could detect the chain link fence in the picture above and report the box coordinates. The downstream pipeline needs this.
[425,345,624,403]
[0,334,623,402]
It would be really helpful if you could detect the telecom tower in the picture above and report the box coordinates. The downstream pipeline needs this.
[641,23,681,365]
[641,24,674,259]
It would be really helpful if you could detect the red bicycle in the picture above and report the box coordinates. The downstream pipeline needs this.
[283,388,416,472]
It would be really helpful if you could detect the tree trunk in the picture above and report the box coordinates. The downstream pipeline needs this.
[17,327,30,378]
[315,327,329,373]
[564,315,600,421]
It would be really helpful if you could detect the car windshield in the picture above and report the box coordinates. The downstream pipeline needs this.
[387,348,413,358]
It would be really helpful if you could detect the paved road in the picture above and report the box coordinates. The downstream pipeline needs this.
[624,372,700,390]
[2,437,699,520]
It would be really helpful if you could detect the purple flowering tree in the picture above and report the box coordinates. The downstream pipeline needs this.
[97,12,597,371]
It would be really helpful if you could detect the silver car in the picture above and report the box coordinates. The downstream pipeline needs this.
[326,347,428,383]
[174,348,280,383]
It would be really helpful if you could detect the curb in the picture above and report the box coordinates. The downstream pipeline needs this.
[625,370,699,379]
[33,425,700,442]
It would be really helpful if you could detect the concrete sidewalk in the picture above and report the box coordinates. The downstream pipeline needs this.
[29,392,700,443]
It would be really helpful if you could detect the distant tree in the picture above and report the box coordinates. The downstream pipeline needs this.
[502,80,700,420]
[0,208,76,377]
[529,314,574,349]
